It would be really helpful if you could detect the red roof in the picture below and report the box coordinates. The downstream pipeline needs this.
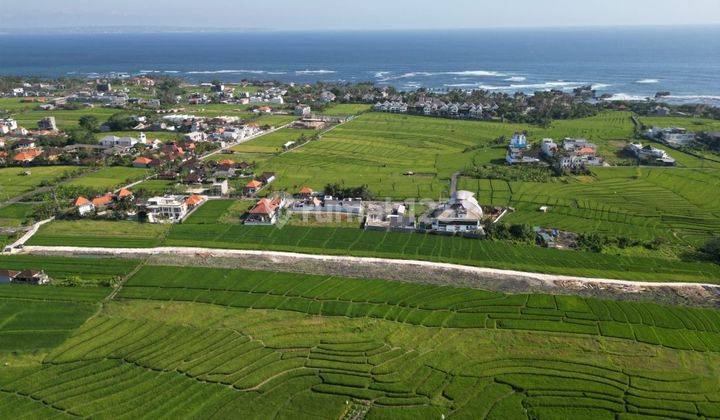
[246,180,263,189]
[249,198,279,215]
[185,194,204,206]
[117,188,133,198]
[299,186,313,194]
[74,196,91,207]
[218,159,235,166]
[13,149,42,162]
[577,147,596,155]
[134,157,153,165]
[92,194,114,207]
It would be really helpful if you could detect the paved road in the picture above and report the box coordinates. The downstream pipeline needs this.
[20,245,720,292]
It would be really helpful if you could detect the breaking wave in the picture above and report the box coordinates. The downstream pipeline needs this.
[636,79,660,84]
[295,69,336,75]
[186,69,268,74]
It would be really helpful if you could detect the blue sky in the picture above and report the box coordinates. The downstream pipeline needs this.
[5,0,720,31]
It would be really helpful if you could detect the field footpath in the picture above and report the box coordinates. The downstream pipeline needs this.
[21,245,720,307]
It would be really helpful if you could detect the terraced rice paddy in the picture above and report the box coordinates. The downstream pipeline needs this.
[29,220,171,248]
[1,263,719,419]
[0,286,106,353]
[458,166,720,246]
[0,254,139,284]
[231,128,318,154]
[254,112,518,199]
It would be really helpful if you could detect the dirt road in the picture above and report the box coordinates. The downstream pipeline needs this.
[21,245,720,307]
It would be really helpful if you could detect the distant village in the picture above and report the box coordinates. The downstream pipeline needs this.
[1,75,719,265]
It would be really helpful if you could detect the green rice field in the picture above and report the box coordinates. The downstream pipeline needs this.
[458,166,720,246]
[1,262,718,418]
[0,166,78,202]
[28,218,720,283]
[65,167,151,191]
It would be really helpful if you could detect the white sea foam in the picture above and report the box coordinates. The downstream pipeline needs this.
[443,70,507,77]
[591,83,611,90]
[186,69,260,74]
[295,69,336,75]
[505,76,527,82]
[602,93,650,101]
[636,79,660,84]
[443,81,586,91]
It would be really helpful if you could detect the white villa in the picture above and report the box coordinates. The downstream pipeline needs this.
[100,133,146,149]
[144,195,206,223]
[430,190,484,233]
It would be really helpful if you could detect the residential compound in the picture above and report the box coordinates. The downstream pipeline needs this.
[626,143,676,166]
[541,138,604,169]
[429,190,485,234]
[644,126,696,147]
[144,194,207,223]
[374,100,489,119]
[506,132,540,165]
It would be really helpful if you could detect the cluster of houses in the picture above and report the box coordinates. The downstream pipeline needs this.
[73,186,209,224]
[374,100,490,119]
[74,188,135,216]
[541,138,604,169]
[242,172,276,196]
[0,117,67,165]
[644,126,696,147]
[286,186,491,235]
[626,143,676,166]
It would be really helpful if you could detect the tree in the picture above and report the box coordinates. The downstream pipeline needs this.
[78,115,100,132]
[701,238,720,262]
[156,77,183,105]
[509,224,535,241]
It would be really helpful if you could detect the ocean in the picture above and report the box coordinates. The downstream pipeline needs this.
[1,26,719,105]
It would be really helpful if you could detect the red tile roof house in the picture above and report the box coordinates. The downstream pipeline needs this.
[13,149,42,164]
[298,186,314,197]
[117,188,134,200]
[74,196,95,216]
[243,179,263,196]
[92,194,114,208]
[133,157,155,169]
[244,197,285,225]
